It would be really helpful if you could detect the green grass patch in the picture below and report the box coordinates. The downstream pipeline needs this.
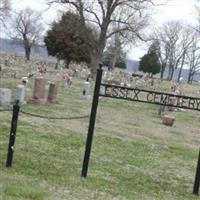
[0,54,200,199]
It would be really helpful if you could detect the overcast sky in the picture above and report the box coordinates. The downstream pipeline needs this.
[5,0,200,60]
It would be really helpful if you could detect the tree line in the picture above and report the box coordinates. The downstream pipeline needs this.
[1,0,200,83]
[143,20,200,84]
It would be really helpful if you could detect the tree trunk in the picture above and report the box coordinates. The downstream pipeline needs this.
[169,67,174,80]
[177,66,183,82]
[89,46,104,78]
[191,73,195,84]
[55,59,59,69]
[111,53,117,70]
[167,66,173,80]
[160,64,166,80]
[64,59,70,68]
[25,46,31,61]
[89,54,101,79]
[187,69,192,84]
[168,64,175,81]
[177,54,185,82]
[167,66,171,80]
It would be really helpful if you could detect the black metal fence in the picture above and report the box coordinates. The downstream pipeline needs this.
[2,64,200,195]
[81,64,200,196]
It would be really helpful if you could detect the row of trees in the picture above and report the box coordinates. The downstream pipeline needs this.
[138,18,200,84]
[1,0,155,75]
[1,0,200,83]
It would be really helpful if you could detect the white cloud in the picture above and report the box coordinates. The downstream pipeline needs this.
[153,0,197,24]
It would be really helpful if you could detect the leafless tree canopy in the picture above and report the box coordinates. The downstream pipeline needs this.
[7,7,44,60]
[48,0,155,39]
[0,0,11,24]
[186,33,200,83]
[47,0,156,73]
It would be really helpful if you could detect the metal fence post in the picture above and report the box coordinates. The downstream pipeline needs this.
[6,100,20,167]
[81,64,103,177]
[193,149,200,195]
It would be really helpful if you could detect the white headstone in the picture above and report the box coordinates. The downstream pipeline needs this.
[81,69,87,79]
[100,85,106,95]
[0,88,12,106]
[45,81,51,90]
[82,81,90,99]
[16,85,25,104]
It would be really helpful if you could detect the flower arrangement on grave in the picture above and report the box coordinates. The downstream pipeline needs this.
[27,72,34,78]
[86,73,91,82]
[63,72,72,86]
[37,65,47,78]
[22,77,28,85]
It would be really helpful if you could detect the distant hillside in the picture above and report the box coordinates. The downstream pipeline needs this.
[126,59,200,82]
[0,38,48,57]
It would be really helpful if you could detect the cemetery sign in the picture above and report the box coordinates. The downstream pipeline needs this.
[100,83,200,111]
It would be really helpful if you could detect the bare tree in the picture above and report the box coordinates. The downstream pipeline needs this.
[150,21,193,81]
[7,8,44,61]
[47,0,156,75]
[186,35,200,84]
[0,0,11,25]
[176,27,195,82]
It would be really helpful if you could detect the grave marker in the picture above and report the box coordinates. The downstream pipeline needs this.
[82,81,91,99]
[47,82,58,103]
[16,85,26,104]
[162,115,175,126]
[0,88,11,106]
[31,77,46,104]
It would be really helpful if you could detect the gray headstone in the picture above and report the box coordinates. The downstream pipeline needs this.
[16,85,25,104]
[47,82,58,103]
[0,88,12,106]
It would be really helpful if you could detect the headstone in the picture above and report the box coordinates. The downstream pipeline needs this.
[47,82,58,103]
[82,81,90,99]
[0,89,11,106]
[0,64,2,79]
[100,85,106,95]
[45,81,51,90]
[31,77,46,104]
[168,96,177,111]
[149,79,154,86]
[14,70,20,79]
[81,69,87,79]
[162,115,175,126]
[4,57,10,66]
[16,85,25,104]
[72,69,80,77]
[22,77,28,88]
